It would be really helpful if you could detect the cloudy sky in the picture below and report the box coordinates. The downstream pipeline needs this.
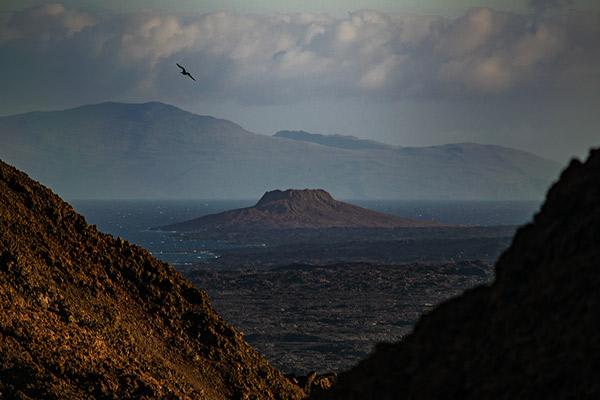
[1,0,599,163]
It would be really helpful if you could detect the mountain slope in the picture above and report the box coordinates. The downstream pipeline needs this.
[273,130,394,150]
[161,189,436,231]
[0,102,560,200]
[314,149,600,400]
[0,159,302,399]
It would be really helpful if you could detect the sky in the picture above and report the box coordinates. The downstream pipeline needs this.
[1,0,599,163]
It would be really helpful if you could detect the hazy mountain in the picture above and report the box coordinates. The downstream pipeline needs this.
[0,158,302,399]
[0,102,561,200]
[273,130,394,150]
[161,189,437,231]
[314,150,600,399]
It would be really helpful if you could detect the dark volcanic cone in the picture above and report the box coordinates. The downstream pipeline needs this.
[313,149,600,400]
[0,159,302,399]
[161,189,437,231]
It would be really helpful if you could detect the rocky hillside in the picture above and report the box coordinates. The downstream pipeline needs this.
[314,149,600,400]
[0,158,302,399]
[160,189,436,231]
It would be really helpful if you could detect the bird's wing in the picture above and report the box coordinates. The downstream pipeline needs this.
[176,63,185,71]
[188,74,196,81]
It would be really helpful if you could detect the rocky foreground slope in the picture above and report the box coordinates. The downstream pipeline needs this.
[314,150,600,400]
[161,189,435,231]
[0,158,302,399]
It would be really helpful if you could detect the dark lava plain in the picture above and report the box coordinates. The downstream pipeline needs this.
[185,260,494,374]
[181,225,513,374]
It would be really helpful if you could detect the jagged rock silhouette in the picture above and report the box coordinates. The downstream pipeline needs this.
[314,148,600,399]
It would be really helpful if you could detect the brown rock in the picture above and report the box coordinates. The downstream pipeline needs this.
[0,159,303,400]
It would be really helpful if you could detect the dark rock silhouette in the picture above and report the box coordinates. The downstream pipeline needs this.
[0,159,302,399]
[160,189,438,231]
[313,148,600,399]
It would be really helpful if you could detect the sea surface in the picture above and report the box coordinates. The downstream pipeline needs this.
[72,199,541,267]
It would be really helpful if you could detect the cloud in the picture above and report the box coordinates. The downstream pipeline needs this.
[0,4,598,108]
[0,3,95,42]
[434,8,574,94]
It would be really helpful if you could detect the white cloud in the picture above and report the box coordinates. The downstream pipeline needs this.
[0,4,598,105]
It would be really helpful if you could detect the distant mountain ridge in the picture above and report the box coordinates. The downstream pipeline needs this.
[274,130,394,150]
[0,101,561,200]
[160,189,436,231]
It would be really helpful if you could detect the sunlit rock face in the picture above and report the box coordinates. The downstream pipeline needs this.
[0,158,303,400]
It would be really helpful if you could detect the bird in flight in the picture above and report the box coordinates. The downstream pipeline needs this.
[176,63,196,81]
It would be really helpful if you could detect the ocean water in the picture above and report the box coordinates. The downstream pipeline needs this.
[71,199,253,266]
[353,199,541,226]
[71,199,541,266]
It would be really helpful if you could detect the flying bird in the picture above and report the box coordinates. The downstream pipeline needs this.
[176,63,196,81]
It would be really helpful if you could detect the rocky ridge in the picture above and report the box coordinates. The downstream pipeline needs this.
[0,158,302,399]
[314,150,600,399]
